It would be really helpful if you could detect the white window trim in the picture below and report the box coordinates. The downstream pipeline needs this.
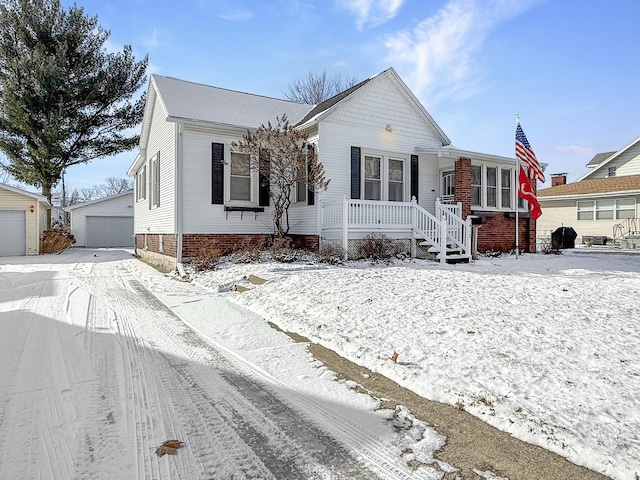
[225,146,259,206]
[577,198,637,221]
[136,165,146,201]
[362,150,408,202]
[150,152,160,208]
[471,163,518,211]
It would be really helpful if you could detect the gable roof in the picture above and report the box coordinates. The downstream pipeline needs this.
[66,190,133,210]
[586,151,616,167]
[150,75,313,130]
[577,134,640,181]
[295,68,451,146]
[538,174,640,199]
[0,183,51,206]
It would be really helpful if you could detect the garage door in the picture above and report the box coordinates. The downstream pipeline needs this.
[86,216,134,247]
[0,210,26,256]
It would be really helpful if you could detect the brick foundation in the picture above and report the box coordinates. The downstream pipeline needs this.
[136,233,321,265]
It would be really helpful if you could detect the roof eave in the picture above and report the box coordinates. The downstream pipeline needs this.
[576,134,640,181]
[539,189,640,201]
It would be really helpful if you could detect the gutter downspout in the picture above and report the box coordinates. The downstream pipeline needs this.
[175,123,184,263]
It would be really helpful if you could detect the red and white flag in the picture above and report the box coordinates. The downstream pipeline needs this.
[518,165,542,220]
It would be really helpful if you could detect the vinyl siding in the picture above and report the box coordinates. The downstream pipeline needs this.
[133,92,176,234]
[182,127,280,235]
[0,188,42,255]
[315,75,442,212]
[70,193,133,247]
[538,196,639,240]
[587,144,640,179]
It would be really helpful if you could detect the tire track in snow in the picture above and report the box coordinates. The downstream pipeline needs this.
[122,274,439,480]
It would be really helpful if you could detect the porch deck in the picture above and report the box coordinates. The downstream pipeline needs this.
[320,196,473,263]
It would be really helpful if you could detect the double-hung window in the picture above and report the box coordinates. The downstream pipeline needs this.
[486,167,497,208]
[616,198,636,219]
[595,199,614,220]
[136,165,146,201]
[388,158,404,202]
[364,155,382,200]
[150,153,160,208]
[229,151,251,202]
[577,201,594,220]
[471,165,482,206]
[501,168,512,208]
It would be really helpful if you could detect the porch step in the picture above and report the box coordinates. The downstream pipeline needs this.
[438,253,471,264]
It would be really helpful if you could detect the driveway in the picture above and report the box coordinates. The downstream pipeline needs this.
[0,249,440,479]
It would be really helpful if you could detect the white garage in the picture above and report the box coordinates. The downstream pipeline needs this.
[0,183,50,256]
[68,192,134,247]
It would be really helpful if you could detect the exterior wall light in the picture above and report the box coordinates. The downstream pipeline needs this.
[30,205,35,213]
[385,124,393,132]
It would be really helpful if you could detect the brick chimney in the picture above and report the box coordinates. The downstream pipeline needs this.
[551,173,567,187]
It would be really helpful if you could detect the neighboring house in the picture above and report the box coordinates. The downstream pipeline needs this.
[0,183,51,256]
[127,68,538,270]
[538,134,640,245]
[67,191,134,247]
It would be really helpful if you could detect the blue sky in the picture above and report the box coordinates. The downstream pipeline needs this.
[44,0,640,191]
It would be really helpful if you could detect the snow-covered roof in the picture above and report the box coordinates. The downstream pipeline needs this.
[66,190,133,210]
[151,75,313,129]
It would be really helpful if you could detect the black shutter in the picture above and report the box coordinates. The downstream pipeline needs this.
[411,154,419,201]
[259,148,270,207]
[351,146,361,199]
[307,145,315,205]
[211,143,224,204]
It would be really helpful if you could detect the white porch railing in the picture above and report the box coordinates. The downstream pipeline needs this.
[321,196,472,263]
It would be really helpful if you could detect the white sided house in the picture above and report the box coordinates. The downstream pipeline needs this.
[0,183,51,256]
[538,134,640,247]
[128,68,539,270]
[67,191,134,248]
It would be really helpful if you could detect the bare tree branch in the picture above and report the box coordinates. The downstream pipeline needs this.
[285,69,359,104]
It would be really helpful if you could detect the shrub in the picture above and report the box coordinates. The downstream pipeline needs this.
[319,242,344,264]
[40,229,76,254]
[192,245,222,271]
[269,236,303,263]
[358,233,394,260]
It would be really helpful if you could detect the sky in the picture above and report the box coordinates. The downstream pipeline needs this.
[19,0,640,193]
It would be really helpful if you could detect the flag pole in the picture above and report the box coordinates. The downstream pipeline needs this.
[515,113,520,259]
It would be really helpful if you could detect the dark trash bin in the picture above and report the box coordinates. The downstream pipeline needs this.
[551,226,578,249]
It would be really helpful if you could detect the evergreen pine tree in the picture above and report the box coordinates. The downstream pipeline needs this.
[0,0,147,226]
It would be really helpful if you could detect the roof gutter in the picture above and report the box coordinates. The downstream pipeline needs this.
[539,189,640,201]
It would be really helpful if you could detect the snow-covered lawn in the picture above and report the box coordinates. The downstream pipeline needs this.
[190,248,640,480]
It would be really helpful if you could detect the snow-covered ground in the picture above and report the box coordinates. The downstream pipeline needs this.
[188,247,640,480]
[2,247,639,479]
[0,248,446,479]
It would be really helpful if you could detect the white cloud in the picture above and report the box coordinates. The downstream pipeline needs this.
[385,0,542,106]
[220,10,253,21]
[142,28,161,49]
[553,145,595,156]
[336,0,405,29]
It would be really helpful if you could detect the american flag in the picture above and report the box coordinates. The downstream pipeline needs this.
[516,123,545,183]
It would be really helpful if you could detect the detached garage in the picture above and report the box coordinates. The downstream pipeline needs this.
[68,192,134,247]
[0,183,51,256]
